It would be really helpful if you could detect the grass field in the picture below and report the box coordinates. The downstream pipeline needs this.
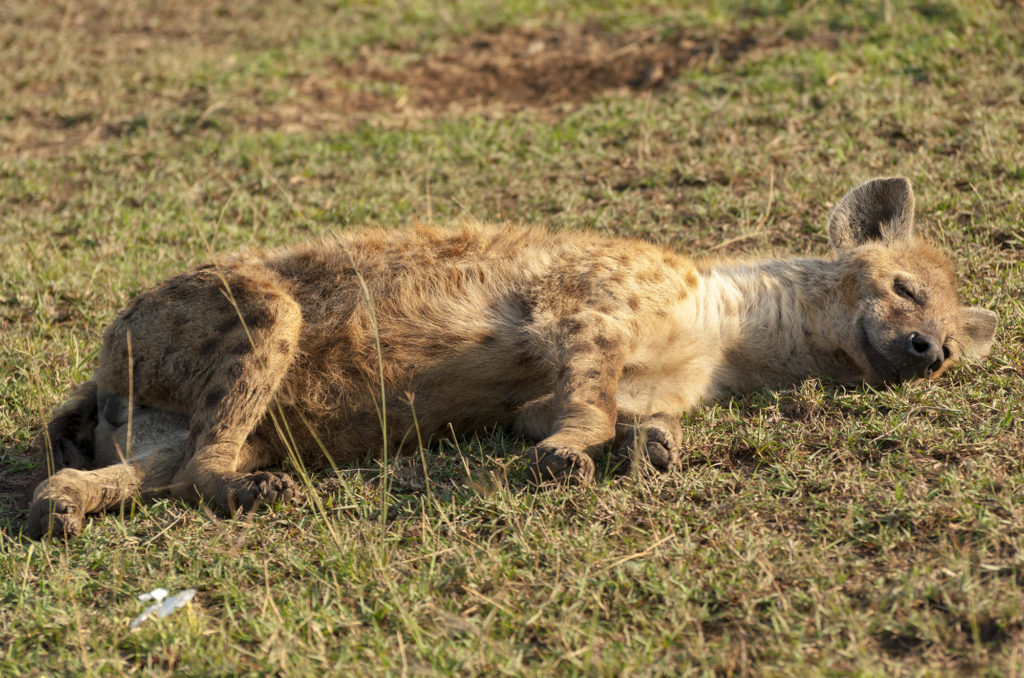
[2,0,1023,674]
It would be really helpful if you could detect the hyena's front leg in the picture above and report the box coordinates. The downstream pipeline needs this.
[96,265,304,516]
[611,412,684,472]
[524,314,625,484]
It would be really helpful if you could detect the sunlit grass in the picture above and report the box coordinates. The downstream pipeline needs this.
[1,0,1022,674]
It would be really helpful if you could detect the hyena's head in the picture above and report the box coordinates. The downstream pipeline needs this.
[828,177,997,384]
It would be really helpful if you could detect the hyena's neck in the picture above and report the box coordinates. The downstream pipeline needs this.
[698,256,862,396]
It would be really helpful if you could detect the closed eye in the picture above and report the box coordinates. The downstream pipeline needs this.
[892,278,920,304]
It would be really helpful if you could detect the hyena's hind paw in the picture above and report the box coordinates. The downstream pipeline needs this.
[26,493,85,539]
[25,463,142,539]
[221,471,303,515]
[613,413,684,473]
[525,445,596,485]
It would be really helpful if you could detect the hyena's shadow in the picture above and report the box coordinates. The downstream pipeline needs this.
[0,458,39,536]
[648,381,890,476]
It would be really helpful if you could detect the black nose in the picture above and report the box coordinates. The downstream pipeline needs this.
[903,332,944,374]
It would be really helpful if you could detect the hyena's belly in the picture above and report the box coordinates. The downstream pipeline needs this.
[260,362,556,466]
[92,394,189,476]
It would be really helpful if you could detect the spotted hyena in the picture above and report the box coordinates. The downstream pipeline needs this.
[26,177,997,538]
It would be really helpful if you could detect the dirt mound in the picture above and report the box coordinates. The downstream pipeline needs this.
[5,16,760,153]
[259,25,756,133]
[358,26,755,110]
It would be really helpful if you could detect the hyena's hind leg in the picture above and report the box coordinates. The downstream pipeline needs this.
[95,264,303,516]
[26,406,189,539]
[611,412,684,473]
[162,272,303,515]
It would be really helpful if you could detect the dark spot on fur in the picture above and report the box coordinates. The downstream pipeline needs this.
[217,316,241,334]
[628,296,640,311]
[513,294,535,324]
[563,319,582,333]
[201,337,220,355]
[205,387,227,409]
[596,391,616,410]
[245,307,272,330]
[228,362,245,378]
[227,277,259,301]
[277,339,291,355]
[564,281,591,300]
[570,339,593,352]
[229,340,251,355]
[209,421,230,439]
[195,368,218,394]
[479,333,496,345]
[594,335,614,350]
[585,369,601,379]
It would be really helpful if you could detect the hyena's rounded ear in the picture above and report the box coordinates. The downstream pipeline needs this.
[828,177,915,251]
[958,307,998,360]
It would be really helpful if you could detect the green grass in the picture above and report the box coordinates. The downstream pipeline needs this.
[2,0,1024,674]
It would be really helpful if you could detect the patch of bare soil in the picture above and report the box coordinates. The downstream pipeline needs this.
[371,26,753,109]
[4,8,763,154]
[255,26,756,131]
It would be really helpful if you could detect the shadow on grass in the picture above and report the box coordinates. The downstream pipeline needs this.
[0,378,917,540]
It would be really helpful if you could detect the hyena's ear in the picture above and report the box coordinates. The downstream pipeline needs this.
[828,177,915,251]
[958,307,998,359]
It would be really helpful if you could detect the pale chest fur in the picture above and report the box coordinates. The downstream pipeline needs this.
[613,262,843,415]
[614,280,720,414]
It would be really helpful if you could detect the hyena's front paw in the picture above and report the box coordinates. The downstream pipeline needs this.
[525,446,595,485]
[614,414,683,472]
[224,472,302,514]
[26,495,85,539]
